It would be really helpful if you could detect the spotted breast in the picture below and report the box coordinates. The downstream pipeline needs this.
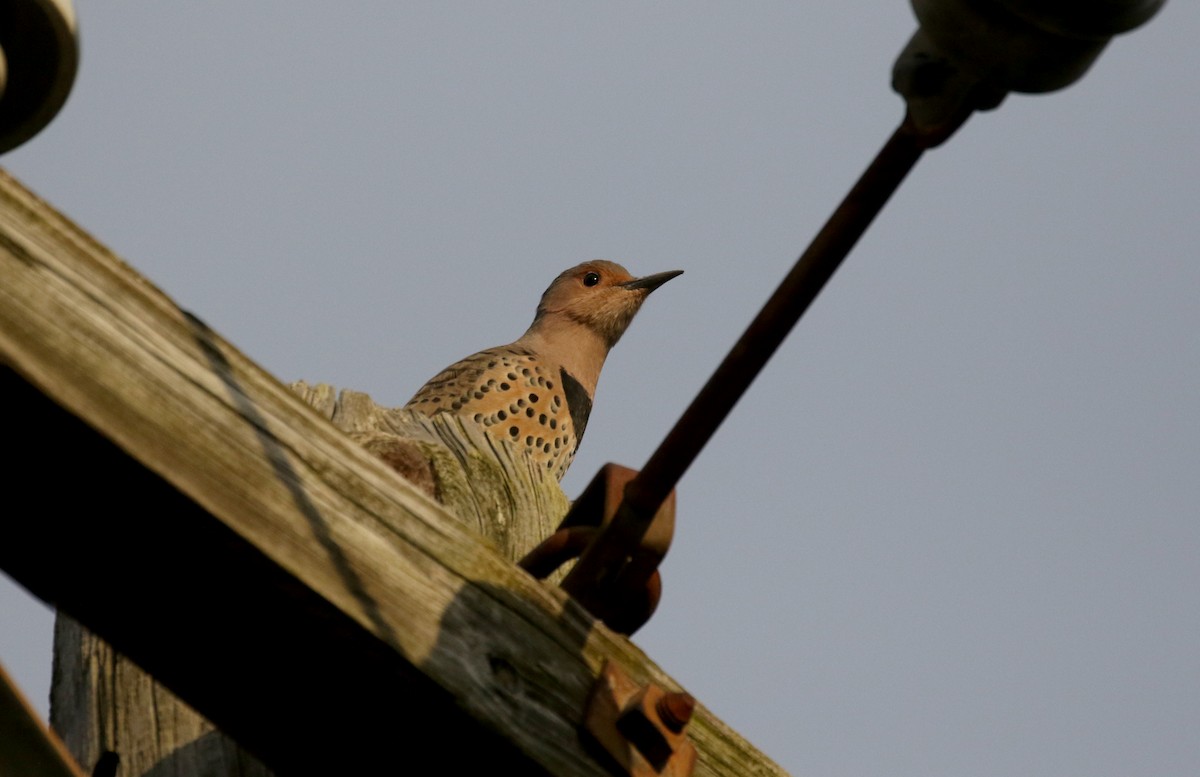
[404,260,682,480]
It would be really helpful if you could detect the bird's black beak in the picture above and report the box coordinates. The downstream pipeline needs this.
[622,269,683,293]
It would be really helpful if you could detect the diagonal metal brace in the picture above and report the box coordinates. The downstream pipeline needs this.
[557,118,927,629]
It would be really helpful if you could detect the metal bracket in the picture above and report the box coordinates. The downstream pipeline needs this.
[583,660,697,777]
[519,463,676,634]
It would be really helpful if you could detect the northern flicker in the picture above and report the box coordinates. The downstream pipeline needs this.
[404,260,682,480]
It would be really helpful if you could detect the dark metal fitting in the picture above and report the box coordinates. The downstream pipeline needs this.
[893,0,1167,146]
[519,462,675,635]
[0,0,79,154]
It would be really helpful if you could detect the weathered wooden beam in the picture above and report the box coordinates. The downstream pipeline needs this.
[0,168,787,776]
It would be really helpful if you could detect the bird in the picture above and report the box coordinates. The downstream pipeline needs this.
[404,260,682,480]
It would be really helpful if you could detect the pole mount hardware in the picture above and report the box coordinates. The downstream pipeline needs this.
[0,0,78,154]
[892,0,1167,146]
[583,660,697,777]
[519,463,675,635]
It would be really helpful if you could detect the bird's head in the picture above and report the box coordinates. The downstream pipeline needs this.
[533,260,683,348]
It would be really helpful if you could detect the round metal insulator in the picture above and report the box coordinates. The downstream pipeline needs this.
[997,0,1168,39]
[0,0,78,154]
[906,0,1168,95]
[894,0,1167,144]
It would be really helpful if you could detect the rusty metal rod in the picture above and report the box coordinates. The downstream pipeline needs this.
[563,118,927,601]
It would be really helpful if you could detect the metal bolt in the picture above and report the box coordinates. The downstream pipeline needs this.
[655,692,695,733]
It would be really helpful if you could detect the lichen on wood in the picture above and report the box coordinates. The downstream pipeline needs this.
[290,380,571,563]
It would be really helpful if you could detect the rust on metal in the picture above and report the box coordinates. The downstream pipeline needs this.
[520,463,674,634]
[583,660,697,777]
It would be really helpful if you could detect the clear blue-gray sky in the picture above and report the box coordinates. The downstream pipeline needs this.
[4,4,1198,775]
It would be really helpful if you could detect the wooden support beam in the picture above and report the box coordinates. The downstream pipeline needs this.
[0,169,788,776]
[0,662,86,777]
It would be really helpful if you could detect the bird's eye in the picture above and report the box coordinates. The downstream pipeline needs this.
[582,272,601,287]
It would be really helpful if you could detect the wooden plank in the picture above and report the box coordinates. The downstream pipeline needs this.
[0,168,788,776]
[0,662,87,777]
